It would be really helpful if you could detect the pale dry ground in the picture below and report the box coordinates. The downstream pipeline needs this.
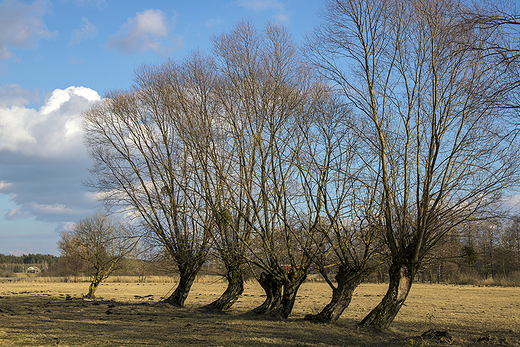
[0,277,519,346]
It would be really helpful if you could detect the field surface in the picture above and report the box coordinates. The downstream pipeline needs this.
[0,277,519,346]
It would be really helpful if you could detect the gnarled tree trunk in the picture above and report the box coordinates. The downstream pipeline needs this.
[359,261,417,329]
[85,277,101,299]
[253,272,283,314]
[163,258,205,307]
[305,265,370,323]
[271,269,307,319]
[204,262,244,311]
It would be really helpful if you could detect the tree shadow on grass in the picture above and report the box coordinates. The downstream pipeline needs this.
[2,295,503,346]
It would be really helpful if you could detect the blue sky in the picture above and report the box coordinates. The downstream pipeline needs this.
[2,0,520,256]
[0,0,321,255]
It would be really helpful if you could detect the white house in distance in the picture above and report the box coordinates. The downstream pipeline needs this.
[26,266,41,274]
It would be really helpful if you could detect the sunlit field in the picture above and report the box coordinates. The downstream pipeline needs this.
[0,276,519,346]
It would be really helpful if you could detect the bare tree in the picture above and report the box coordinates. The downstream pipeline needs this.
[308,0,520,328]
[461,1,520,128]
[83,54,214,306]
[211,21,329,319]
[55,231,88,281]
[293,95,387,323]
[58,213,136,299]
[170,56,252,311]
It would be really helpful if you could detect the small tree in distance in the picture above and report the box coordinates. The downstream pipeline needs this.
[58,213,137,299]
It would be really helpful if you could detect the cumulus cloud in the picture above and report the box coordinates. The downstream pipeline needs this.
[69,17,97,46]
[237,0,290,23]
[0,84,39,108]
[58,221,77,233]
[0,85,100,157]
[0,85,100,224]
[0,0,56,60]
[107,9,183,55]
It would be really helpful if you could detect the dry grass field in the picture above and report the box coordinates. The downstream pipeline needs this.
[0,276,519,346]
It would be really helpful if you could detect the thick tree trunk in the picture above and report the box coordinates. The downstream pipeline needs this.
[204,263,244,311]
[163,259,204,307]
[271,270,307,319]
[305,265,369,323]
[85,274,102,299]
[253,272,283,314]
[359,261,417,329]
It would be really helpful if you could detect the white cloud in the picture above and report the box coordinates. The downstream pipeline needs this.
[0,181,13,191]
[69,17,97,46]
[0,85,100,158]
[0,85,100,224]
[107,9,183,55]
[29,201,84,216]
[59,221,77,232]
[0,0,56,60]
[0,104,37,152]
[5,208,31,221]
[0,84,39,108]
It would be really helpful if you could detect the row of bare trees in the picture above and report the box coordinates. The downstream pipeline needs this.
[81,0,520,328]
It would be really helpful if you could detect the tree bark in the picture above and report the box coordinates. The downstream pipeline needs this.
[305,265,369,323]
[163,259,204,307]
[85,274,102,299]
[359,261,417,329]
[253,272,283,314]
[204,263,244,311]
[271,269,307,319]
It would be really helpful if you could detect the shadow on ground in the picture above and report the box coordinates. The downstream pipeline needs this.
[0,295,517,346]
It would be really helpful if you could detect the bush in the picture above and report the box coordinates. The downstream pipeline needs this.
[0,269,13,278]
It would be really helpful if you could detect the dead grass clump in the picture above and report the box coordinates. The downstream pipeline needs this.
[105,275,178,283]
[453,272,520,287]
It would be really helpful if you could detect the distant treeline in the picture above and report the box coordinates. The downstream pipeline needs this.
[0,253,59,274]
[0,253,59,265]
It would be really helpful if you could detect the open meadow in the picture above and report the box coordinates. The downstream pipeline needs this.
[0,276,519,346]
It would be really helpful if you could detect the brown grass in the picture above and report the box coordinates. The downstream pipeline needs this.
[0,276,519,346]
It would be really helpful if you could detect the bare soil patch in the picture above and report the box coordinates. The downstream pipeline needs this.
[0,279,518,346]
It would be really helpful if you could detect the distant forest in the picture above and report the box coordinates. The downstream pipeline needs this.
[0,253,59,274]
[1,229,519,287]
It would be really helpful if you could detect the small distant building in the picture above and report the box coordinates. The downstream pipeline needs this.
[26,266,41,274]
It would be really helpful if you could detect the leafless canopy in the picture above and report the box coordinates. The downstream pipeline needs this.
[59,213,136,299]
[307,0,520,328]
[83,53,215,305]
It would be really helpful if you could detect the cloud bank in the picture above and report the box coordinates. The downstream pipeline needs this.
[0,85,100,225]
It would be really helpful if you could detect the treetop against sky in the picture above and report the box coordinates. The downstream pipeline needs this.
[0,0,320,255]
[1,0,520,257]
